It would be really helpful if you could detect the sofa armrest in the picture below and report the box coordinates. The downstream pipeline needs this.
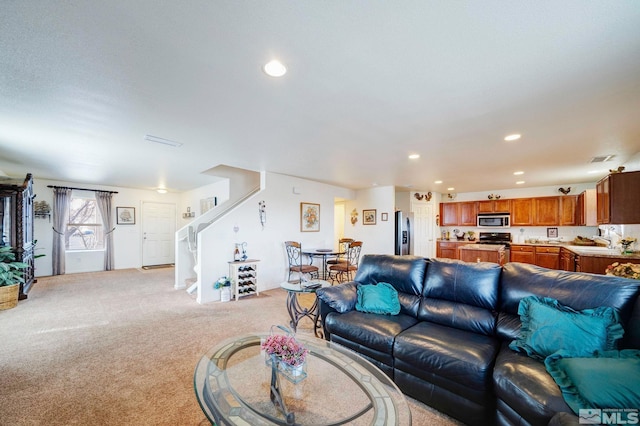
[316,282,358,313]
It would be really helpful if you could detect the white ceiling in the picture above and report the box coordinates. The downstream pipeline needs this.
[1,1,640,194]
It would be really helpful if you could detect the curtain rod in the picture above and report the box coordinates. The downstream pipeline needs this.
[47,185,118,194]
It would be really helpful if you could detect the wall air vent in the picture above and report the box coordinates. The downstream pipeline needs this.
[145,135,183,148]
[590,155,615,163]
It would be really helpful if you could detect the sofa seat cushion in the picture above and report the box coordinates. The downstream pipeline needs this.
[393,321,500,401]
[494,344,572,426]
[324,310,418,355]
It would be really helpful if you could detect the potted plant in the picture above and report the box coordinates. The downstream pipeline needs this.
[214,276,233,302]
[0,246,29,310]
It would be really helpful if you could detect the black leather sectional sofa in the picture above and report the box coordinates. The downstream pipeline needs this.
[317,255,640,425]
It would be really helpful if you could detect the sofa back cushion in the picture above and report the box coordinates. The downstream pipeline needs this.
[354,254,426,317]
[417,258,501,336]
[497,262,640,347]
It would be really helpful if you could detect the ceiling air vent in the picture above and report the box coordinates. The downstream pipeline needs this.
[145,135,183,148]
[590,155,615,163]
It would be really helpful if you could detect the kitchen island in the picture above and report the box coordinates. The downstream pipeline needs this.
[458,244,507,265]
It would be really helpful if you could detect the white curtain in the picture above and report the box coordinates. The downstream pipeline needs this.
[52,187,71,275]
[95,191,114,271]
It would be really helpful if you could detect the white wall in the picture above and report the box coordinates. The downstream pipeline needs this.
[343,185,396,256]
[193,172,355,303]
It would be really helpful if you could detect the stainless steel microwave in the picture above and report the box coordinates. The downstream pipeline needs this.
[477,213,511,228]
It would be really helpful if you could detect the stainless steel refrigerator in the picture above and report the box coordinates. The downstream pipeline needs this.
[395,211,413,255]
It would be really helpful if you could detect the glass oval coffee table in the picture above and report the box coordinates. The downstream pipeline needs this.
[194,333,411,425]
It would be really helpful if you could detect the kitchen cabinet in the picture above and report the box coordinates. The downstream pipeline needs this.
[577,189,597,226]
[577,255,640,275]
[559,196,578,226]
[535,246,560,270]
[458,244,506,265]
[458,202,477,226]
[436,240,469,259]
[511,198,534,226]
[439,202,476,226]
[477,199,511,214]
[596,171,640,224]
[533,197,560,226]
[560,248,576,272]
[439,203,458,227]
[510,245,535,264]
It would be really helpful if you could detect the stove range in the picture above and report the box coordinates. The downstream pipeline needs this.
[477,232,512,248]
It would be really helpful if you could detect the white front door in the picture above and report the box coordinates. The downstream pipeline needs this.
[142,202,176,266]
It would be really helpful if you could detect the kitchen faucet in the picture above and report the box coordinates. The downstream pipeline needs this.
[594,227,622,249]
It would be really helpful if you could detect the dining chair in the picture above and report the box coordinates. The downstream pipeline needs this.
[328,241,362,284]
[284,241,319,282]
[326,238,354,267]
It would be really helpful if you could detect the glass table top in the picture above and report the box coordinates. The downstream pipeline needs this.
[194,334,411,425]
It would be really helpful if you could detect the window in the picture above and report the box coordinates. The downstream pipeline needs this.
[66,194,104,250]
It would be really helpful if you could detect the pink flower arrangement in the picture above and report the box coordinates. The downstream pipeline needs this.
[261,334,308,367]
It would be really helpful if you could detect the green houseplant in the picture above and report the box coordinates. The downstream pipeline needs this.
[0,246,29,310]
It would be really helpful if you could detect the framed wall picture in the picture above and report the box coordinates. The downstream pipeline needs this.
[300,202,320,232]
[547,227,558,238]
[116,207,135,225]
[381,212,388,221]
[363,209,377,225]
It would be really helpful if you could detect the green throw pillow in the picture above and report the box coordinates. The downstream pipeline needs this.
[509,296,624,361]
[355,282,400,315]
[545,350,640,415]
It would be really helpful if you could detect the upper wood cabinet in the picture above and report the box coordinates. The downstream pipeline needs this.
[511,198,534,226]
[477,199,511,213]
[577,189,597,226]
[439,201,477,226]
[440,203,459,227]
[458,202,477,226]
[596,171,640,224]
[559,195,578,226]
[533,197,560,226]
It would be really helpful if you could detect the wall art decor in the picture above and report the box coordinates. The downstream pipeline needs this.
[116,207,135,225]
[381,212,388,221]
[363,209,377,225]
[300,202,320,232]
[200,196,217,214]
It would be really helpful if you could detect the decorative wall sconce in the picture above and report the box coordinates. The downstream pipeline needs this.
[487,194,501,200]
[414,192,432,202]
[350,209,358,225]
[182,206,195,219]
[258,201,266,229]
[558,187,571,195]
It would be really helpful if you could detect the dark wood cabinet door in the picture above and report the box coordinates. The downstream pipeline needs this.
[440,203,458,227]
[458,202,477,226]
[436,241,459,259]
[494,199,511,213]
[596,177,610,224]
[534,197,560,226]
[510,245,535,264]
[511,198,534,226]
[535,247,560,270]
[559,196,578,226]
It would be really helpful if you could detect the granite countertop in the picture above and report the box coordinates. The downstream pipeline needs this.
[459,244,505,252]
[512,241,640,259]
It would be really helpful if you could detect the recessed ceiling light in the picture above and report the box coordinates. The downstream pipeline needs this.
[516,181,525,185]
[263,60,287,77]
[504,134,521,141]
[513,171,524,175]
[434,180,443,184]
[156,188,168,194]
[447,187,455,191]
[408,154,420,159]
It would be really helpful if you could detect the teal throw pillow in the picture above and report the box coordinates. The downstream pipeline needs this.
[545,350,640,415]
[355,282,400,315]
[509,296,624,361]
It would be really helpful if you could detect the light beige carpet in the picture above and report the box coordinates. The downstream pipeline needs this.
[0,268,462,425]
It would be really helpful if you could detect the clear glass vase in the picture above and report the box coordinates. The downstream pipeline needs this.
[266,355,307,384]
